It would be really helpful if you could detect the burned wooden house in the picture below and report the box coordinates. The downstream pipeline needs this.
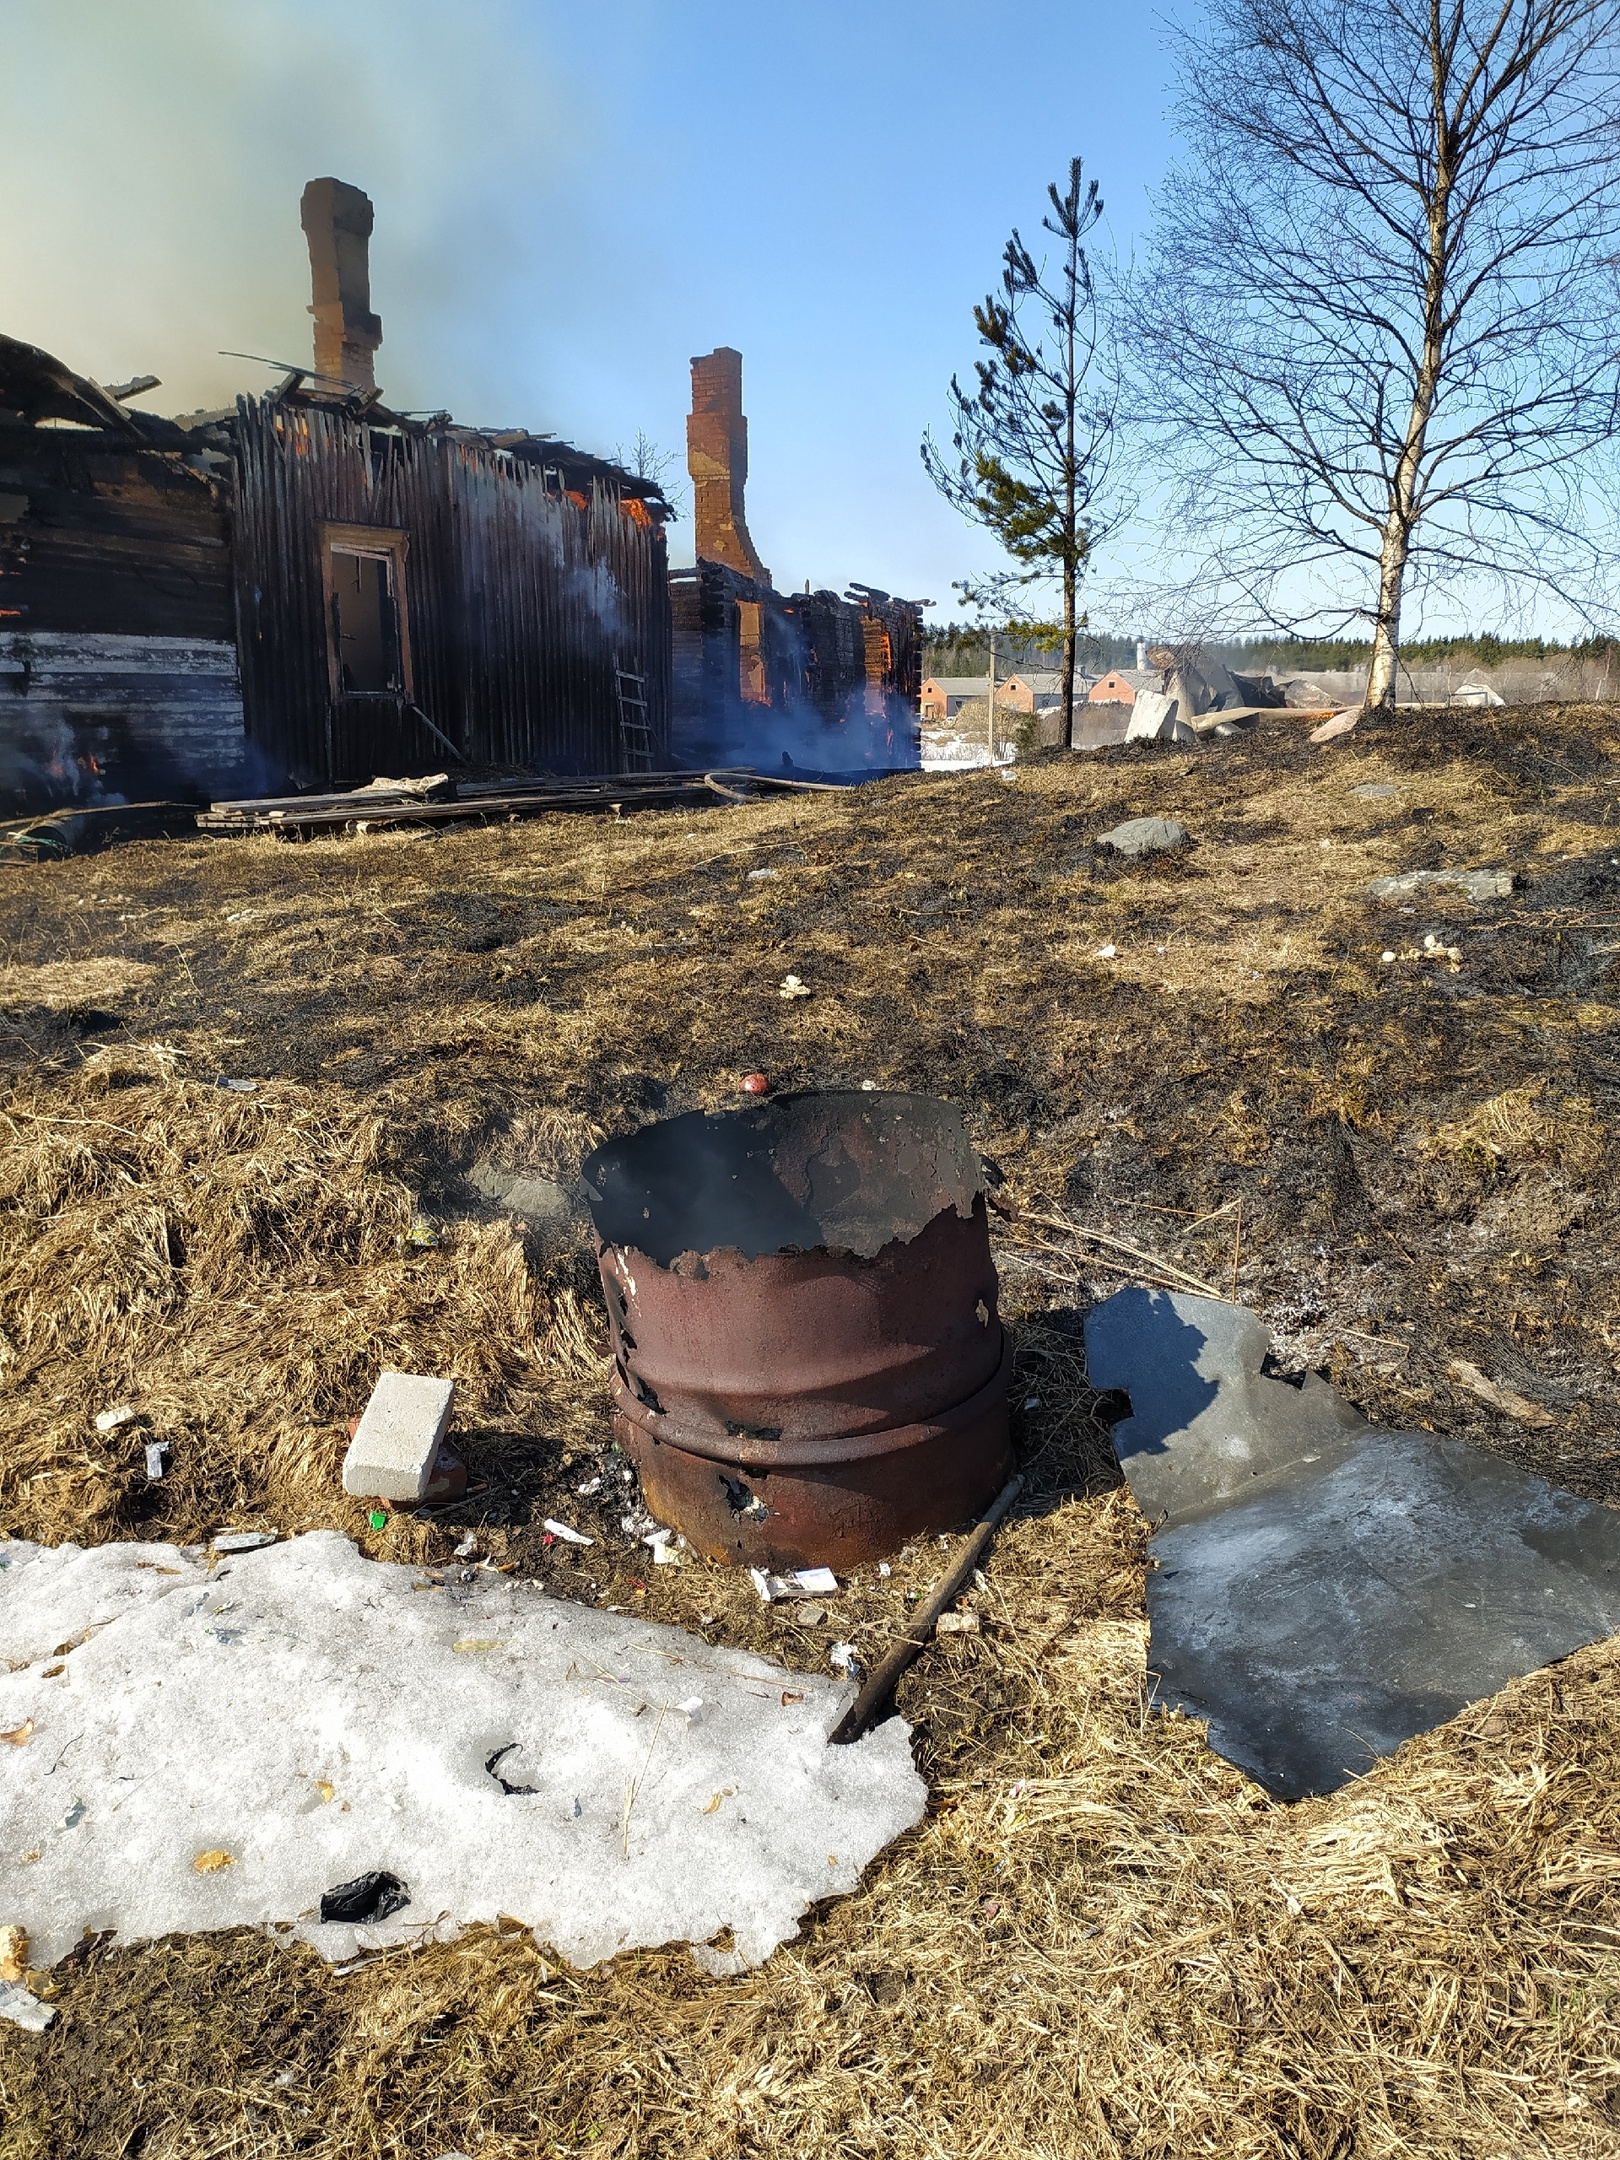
[0,179,671,812]
[671,347,926,771]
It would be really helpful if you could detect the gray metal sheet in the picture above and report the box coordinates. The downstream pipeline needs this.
[1084,1290,1620,1796]
[1084,1289,1363,1524]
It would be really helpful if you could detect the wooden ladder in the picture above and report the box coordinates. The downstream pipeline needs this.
[614,659,655,773]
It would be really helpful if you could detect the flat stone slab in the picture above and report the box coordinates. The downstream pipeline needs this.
[342,1372,455,1502]
[1124,692,1194,745]
[1096,817,1190,859]
[1084,1289,1620,1796]
[0,1532,924,1976]
[1368,868,1513,901]
[469,1162,573,1223]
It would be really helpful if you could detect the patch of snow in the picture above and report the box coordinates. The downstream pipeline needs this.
[0,1533,925,1977]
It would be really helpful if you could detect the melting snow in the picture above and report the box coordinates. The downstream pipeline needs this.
[0,1532,924,1977]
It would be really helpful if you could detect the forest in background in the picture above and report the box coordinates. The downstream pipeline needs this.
[919,627,1620,682]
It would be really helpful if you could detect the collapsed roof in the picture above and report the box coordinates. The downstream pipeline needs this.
[0,329,672,519]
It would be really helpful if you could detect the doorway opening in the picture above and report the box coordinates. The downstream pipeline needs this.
[321,526,410,700]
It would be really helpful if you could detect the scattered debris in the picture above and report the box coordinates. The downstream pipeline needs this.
[467,1163,573,1229]
[1351,782,1399,799]
[192,1849,235,1874]
[1084,1289,1620,1796]
[1451,679,1506,707]
[215,1078,258,1094]
[1125,691,1194,744]
[0,1533,924,1972]
[777,974,812,999]
[936,1611,980,1635]
[1448,1358,1556,1427]
[423,1442,468,1503]
[1309,708,1363,742]
[831,1474,1024,1746]
[1368,868,1514,902]
[1094,943,1118,959]
[144,1441,169,1482]
[791,1567,838,1597]
[543,1518,595,1547]
[212,1531,277,1554]
[93,1404,136,1434]
[739,1072,770,1095]
[341,1373,456,1504]
[0,1980,54,2033]
[319,1870,411,1925]
[1096,817,1189,858]
[0,1925,26,1980]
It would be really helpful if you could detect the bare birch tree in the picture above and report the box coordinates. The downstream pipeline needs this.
[1134,0,1620,716]
[923,158,1115,748]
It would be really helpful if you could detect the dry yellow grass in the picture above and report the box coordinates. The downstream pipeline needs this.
[3,705,1620,2156]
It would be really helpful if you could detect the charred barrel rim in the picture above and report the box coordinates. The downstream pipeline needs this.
[581,1089,985,1266]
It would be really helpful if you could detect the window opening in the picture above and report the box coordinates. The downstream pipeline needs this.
[329,545,404,695]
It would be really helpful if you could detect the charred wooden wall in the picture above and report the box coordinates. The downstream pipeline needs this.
[231,400,671,788]
[0,422,244,809]
[670,558,922,768]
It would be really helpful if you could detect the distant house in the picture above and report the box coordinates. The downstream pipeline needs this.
[1088,667,1156,706]
[1000,670,1066,711]
[919,674,990,721]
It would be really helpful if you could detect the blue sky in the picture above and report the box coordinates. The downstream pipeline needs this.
[0,0,1175,611]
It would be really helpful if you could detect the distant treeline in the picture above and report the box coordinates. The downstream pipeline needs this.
[920,625,1619,678]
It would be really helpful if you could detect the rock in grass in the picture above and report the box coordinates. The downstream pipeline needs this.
[1097,817,1190,858]
[1368,868,1513,901]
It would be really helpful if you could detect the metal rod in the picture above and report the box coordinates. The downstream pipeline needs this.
[829,1473,1024,1746]
[405,701,464,763]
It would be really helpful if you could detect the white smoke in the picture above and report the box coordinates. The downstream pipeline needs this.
[0,0,601,421]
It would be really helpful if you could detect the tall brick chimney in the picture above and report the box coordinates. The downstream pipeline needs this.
[687,347,769,585]
[300,178,383,393]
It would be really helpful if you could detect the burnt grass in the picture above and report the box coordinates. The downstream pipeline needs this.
[4,703,1620,2158]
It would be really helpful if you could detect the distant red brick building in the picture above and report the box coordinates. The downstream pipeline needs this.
[1089,667,1154,706]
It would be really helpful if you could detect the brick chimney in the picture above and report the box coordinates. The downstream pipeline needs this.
[687,347,769,585]
[300,178,383,393]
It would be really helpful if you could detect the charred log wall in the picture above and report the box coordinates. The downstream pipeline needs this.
[231,399,671,789]
[670,558,922,769]
[0,423,244,809]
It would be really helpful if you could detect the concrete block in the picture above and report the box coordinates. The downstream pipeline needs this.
[342,1372,455,1502]
[1125,690,1192,743]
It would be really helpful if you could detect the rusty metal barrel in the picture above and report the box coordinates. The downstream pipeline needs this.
[582,1090,1013,1569]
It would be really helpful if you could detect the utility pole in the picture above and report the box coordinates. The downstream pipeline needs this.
[987,629,997,761]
